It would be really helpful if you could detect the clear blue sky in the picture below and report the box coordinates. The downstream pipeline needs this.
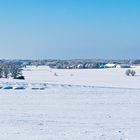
[0,0,140,59]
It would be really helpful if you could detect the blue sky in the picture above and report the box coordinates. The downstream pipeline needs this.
[0,0,140,59]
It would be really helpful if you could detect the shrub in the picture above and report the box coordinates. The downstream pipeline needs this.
[131,70,136,76]
[125,69,136,76]
[125,69,131,76]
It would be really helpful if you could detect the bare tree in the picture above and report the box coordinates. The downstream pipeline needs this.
[125,69,136,76]
[0,66,3,78]
[131,70,136,76]
[125,69,131,76]
[10,64,22,79]
[3,65,9,78]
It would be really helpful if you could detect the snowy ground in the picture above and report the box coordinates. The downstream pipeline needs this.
[0,66,140,140]
[23,66,140,88]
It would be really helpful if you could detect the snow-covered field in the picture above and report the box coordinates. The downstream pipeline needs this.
[0,66,140,140]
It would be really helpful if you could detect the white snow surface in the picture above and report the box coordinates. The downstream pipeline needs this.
[23,66,140,88]
[0,66,140,139]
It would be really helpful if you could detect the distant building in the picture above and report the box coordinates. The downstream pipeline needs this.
[77,64,84,69]
[105,63,116,68]
[116,64,131,68]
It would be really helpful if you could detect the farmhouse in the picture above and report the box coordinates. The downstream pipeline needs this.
[116,64,131,68]
[105,63,116,68]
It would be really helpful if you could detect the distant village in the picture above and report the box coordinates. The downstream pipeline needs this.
[5,59,140,69]
[0,59,139,80]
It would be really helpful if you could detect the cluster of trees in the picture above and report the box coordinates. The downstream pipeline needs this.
[14,59,140,70]
[0,63,23,79]
[49,61,106,69]
[125,69,136,76]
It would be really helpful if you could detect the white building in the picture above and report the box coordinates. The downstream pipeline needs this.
[116,64,131,68]
[105,63,116,68]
